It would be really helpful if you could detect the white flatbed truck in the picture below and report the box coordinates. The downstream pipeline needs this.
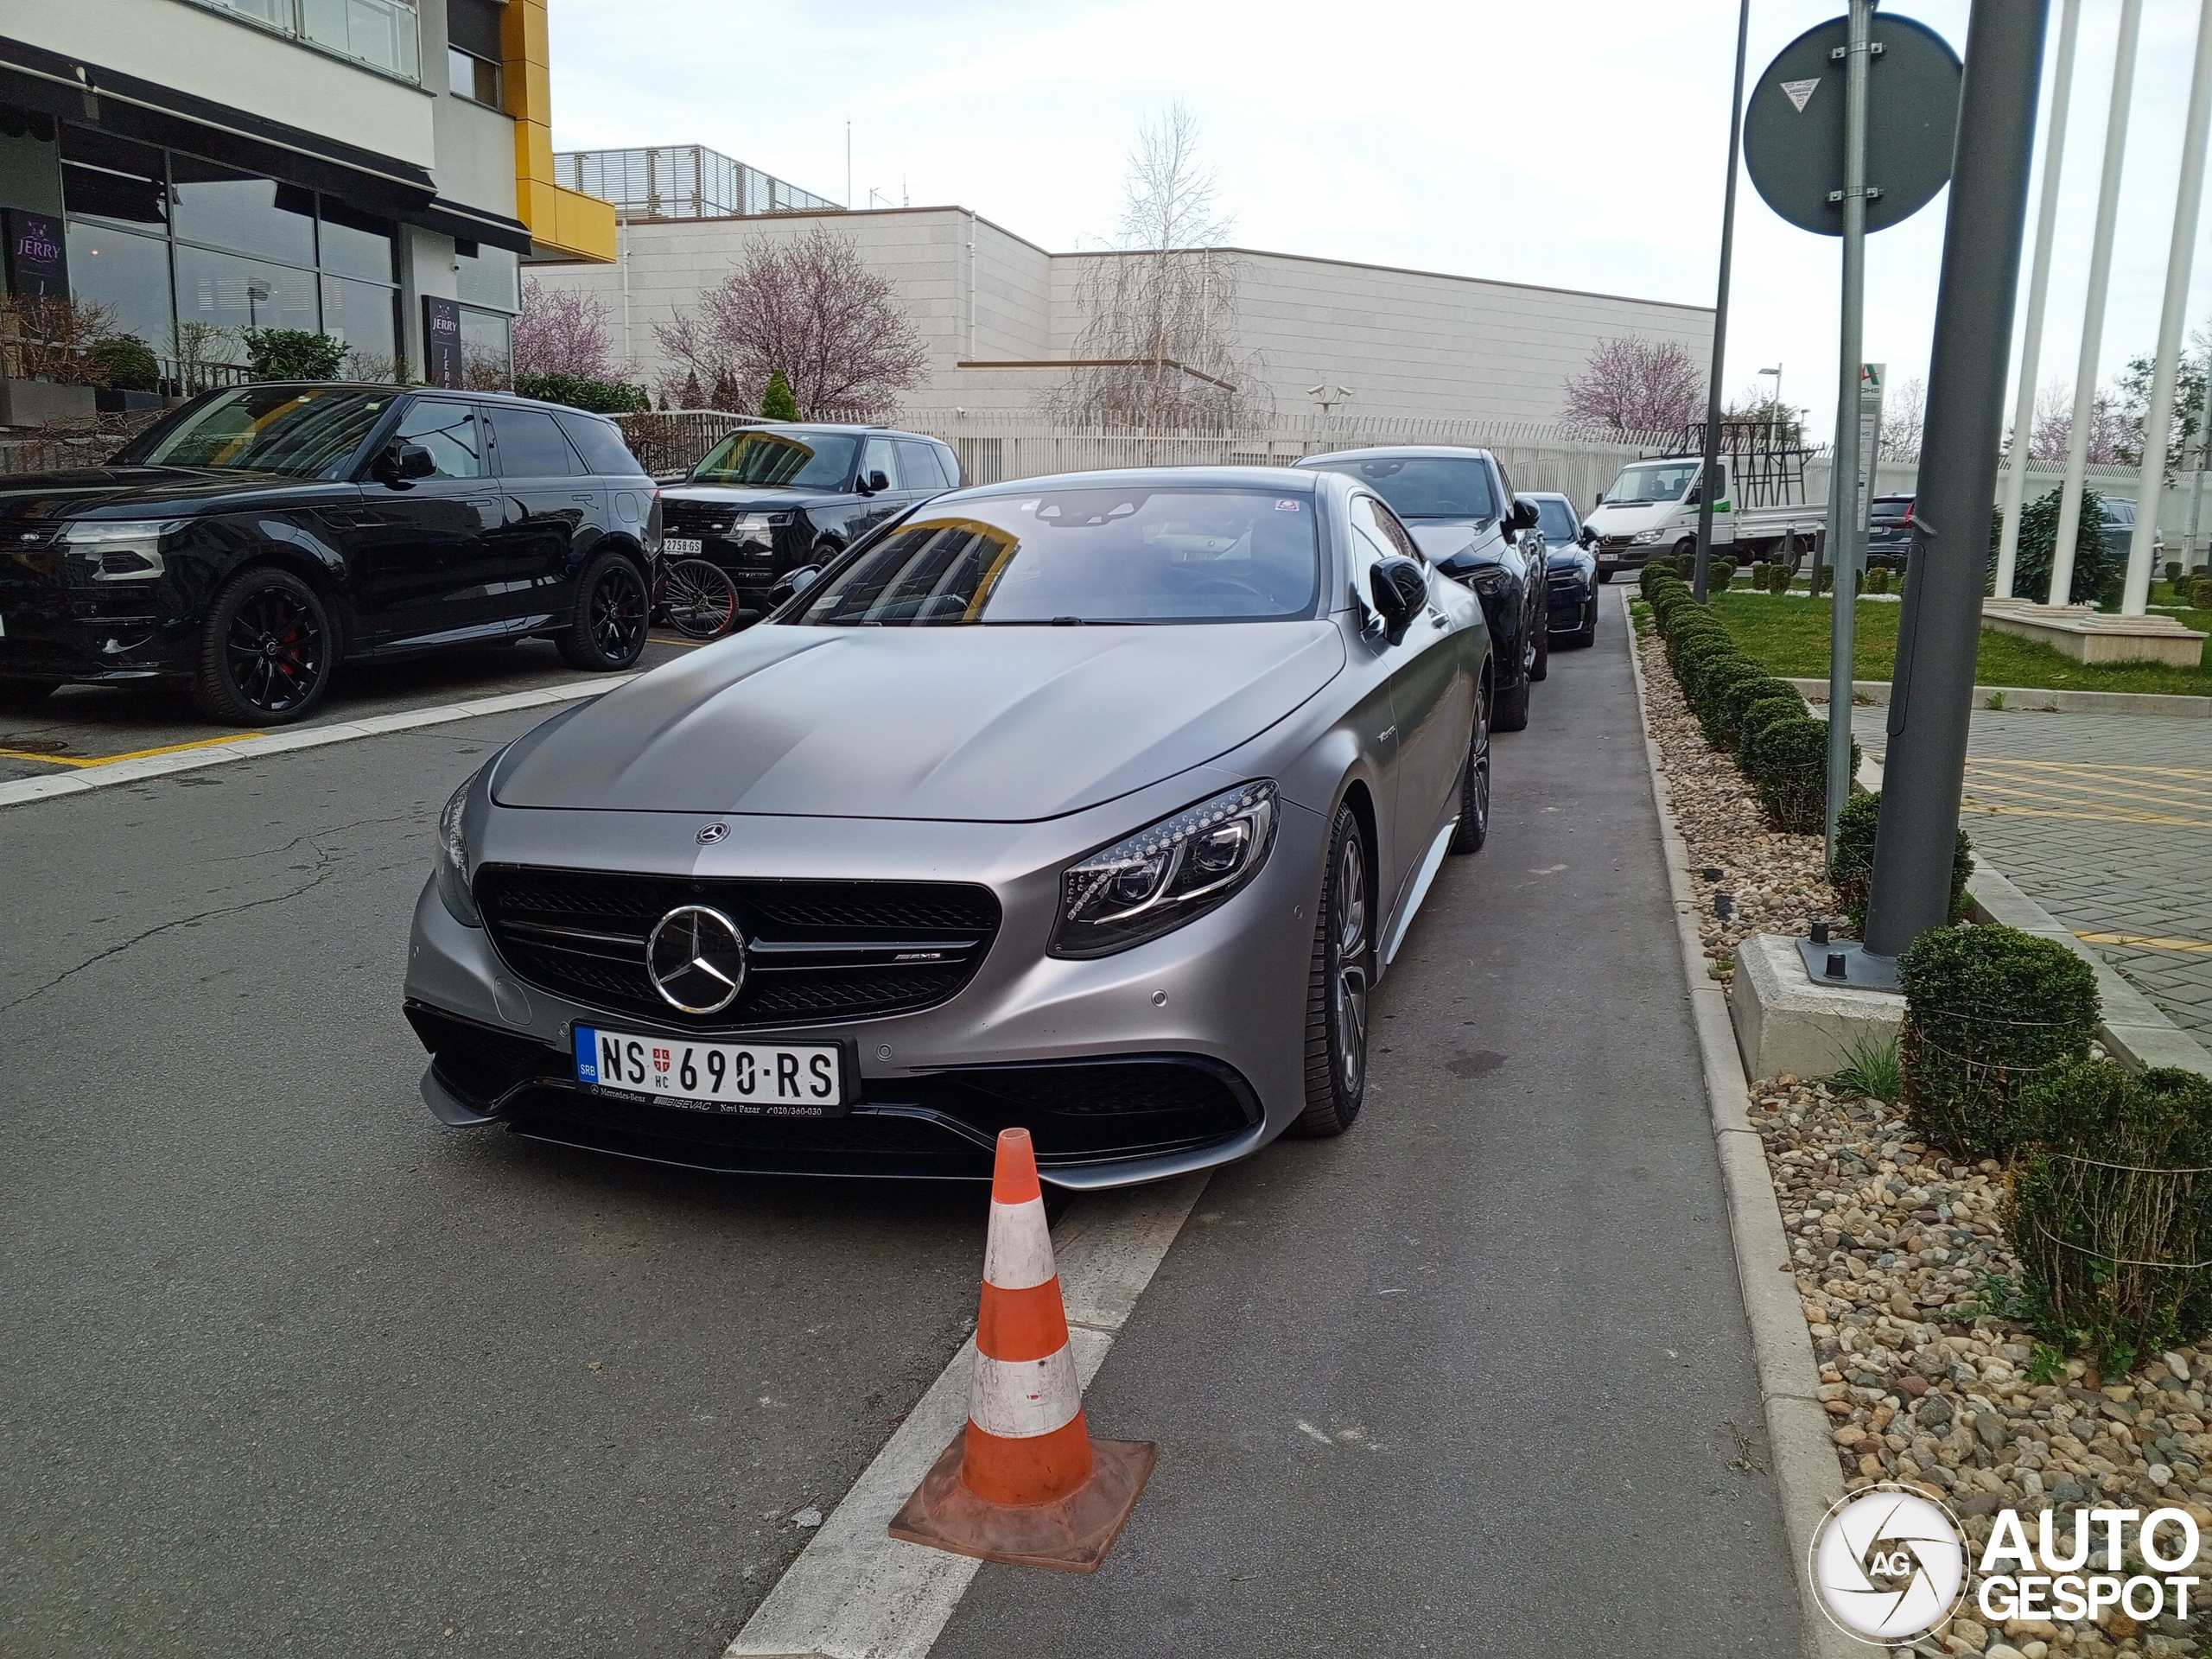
[1582,454,1826,579]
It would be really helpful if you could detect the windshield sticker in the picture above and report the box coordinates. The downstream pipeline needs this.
[1275,499,1300,511]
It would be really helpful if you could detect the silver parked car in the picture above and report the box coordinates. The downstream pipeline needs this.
[404,467,1494,1188]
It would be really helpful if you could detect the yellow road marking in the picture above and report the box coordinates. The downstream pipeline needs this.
[2076,931,2212,956]
[0,731,262,768]
[1961,795,2212,829]
[1961,774,2212,821]
[1965,760,2212,807]
[1963,755,2212,785]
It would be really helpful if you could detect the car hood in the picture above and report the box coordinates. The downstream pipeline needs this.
[662,483,850,513]
[1583,501,1679,536]
[0,466,315,519]
[493,621,1348,821]
[1406,521,1503,567]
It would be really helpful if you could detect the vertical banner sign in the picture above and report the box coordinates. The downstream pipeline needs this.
[1857,362,1885,547]
[423,295,462,389]
[3,209,68,299]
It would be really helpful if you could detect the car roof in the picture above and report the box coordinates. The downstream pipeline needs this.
[239,381,627,423]
[1293,445,1497,464]
[1526,490,1573,504]
[956,465,1322,496]
[734,422,945,440]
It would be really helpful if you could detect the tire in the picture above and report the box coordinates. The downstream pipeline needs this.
[1528,605,1550,682]
[1570,588,1599,648]
[1448,666,1491,855]
[558,551,651,671]
[656,557,739,639]
[1296,803,1373,1137]
[188,565,334,726]
[1673,538,1697,563]
[0,679,60,710]
[1495,641,1530,732]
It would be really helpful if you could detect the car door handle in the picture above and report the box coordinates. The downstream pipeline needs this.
[572,494,596,506]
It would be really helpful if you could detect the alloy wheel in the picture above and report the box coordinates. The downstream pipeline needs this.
[224,586,326,715]
[1331,828,1370,1097]
[590,562,648,659]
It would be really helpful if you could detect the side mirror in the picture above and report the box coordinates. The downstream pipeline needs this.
[1367,555,1426,644]
[376,440,435,484]
[1510,497,1541,532]
[860,469,890,494]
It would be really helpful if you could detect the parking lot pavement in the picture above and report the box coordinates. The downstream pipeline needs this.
[0,709,988,1659]
[931,597,1802,1658]
[1852,706,2212,1043]
[0,634,703,785]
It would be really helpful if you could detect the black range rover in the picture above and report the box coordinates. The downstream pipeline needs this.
[657,423,961,625]
[0,382,661,724]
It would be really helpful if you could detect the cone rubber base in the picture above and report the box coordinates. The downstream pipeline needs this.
[887,1431,1157,1573]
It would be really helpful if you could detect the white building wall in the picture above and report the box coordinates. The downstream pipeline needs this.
[527,205,1712,423]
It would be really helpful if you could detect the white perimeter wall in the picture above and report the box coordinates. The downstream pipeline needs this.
[529,205,1712,424]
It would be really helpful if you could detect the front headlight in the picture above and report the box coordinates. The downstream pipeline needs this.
[735,511,796,532]
[1050,780,1278,959]
[63,518,185,581]
[435,779,481,926]
[1630,529,1664,546]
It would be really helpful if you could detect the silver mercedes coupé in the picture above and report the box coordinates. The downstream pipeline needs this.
[403,467,1494,1188]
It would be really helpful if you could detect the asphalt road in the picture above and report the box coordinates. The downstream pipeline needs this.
[2,589,1800,1657]
[0,633,702,783]
[932,589,1801,1657]
[0,708,988,1659]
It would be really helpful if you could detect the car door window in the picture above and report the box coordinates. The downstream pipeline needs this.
[1361,494,1424,563]
[393,399,481,479]
[487,406,581,477]
[860,436,900,490]
[894,438,944,490]
[553,410,645,477]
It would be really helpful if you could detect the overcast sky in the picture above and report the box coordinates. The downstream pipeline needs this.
[549,1,2212,444]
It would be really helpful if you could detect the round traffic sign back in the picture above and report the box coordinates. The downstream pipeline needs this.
[1744,12,1962,236]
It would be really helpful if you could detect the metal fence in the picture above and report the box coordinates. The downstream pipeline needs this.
[557,147,842,220]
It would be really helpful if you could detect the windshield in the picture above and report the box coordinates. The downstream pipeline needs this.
[791,486,1320,626]
[1601,461,1699,505]
[1534,498,1579,544]
[1303,456,1495,521]
[1871,499,1911,520]
[113,385,391,477]
[690,429,860,489]
[2102,500,2135,524]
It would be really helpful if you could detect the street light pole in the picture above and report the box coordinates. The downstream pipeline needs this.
[1823,0,1874,861]
[1863,0,2050,961]
[1694,0,1753,607]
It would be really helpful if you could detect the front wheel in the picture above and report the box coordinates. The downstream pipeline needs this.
[1570,587,1599,648]
[1495,637,1530,732]
[1528,606,1550,682]
[189,565,333,725]
[558,552,650,671]
[1296,804,1373,1137]
[1448,669,1491,855]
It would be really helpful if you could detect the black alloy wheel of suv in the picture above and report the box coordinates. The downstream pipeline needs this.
[191,566,334,724]
[560,552,650,671]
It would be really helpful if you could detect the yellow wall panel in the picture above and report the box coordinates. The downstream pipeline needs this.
[503,3,614,263]
[515,118,554,183]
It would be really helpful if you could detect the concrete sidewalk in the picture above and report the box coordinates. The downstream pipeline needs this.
[1852,705,2212,1043]
[930,599,1800,1656]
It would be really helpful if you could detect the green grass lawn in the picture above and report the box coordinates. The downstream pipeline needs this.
[1703,589,2212,697]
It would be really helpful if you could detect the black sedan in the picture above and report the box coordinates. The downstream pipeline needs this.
[1294,446,1547,729]
[1529,492,1599,648]
[656,425,963,628]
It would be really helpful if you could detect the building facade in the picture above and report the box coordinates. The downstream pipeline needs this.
[0,0,613,400]
[528,179,1714,428]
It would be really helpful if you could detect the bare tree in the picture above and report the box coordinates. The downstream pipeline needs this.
[513,278,613,381]
[1878,374,1926,462]
[2,295,119,384]
[1054,103,1267,431]
[653,226,925,419]
[2028,379,2131,465]
[1560,336,1706,435]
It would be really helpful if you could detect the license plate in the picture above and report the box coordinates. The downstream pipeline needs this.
[575,1026,847,1116]
[1598,552,1618,563]
[662,537,703,555]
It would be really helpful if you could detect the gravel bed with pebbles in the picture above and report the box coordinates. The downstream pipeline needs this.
[1631,611,2212,1657]
[1631,607,1841,985]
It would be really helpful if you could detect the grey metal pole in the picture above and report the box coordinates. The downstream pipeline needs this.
[1994,0,2081,599]
[1863,0,2050,960]
[2047,0,2142,608]
[1824,0,1875,863]
[1694,0,1753,607]
[2121,0,2212,615]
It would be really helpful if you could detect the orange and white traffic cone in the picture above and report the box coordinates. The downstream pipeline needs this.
[887,1127,1156,1573]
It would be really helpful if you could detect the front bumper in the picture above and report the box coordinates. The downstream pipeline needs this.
[402,785,1325,1188]
[0,570,188,682]
[1545,575,1591,630]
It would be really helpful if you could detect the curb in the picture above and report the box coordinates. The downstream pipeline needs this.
[0,675,632,810]
[1789,676,2209,719]
[1622,591,1855,1659]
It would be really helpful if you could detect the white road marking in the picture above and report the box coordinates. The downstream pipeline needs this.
[0,674,635,810]
[725,1173,1207,1659]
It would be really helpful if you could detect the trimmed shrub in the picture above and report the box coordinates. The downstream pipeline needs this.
[514,372,651,414]
[1641,561,1684,601]
[1809,562,1832,596]
[1668,632,1733,690]
[1827,789,1972,931]
[1689,654,1764,728]
[1769,562,1795,594]
[242,327,346,380]
[2007,1058,2212,1362]
[86,334,160,391]
[1897,922,2100,1160]
[2165,559,2184,590]
[1736,695,1805,753]
[1864,565,1891,594]
[1714,675,1801,748]
[1710,556,1736,589]
[2192,576,2212,608]
[1739,713,1847,833]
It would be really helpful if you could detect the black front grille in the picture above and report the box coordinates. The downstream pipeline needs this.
[661,500,751,541]
[475,866,1001,1031]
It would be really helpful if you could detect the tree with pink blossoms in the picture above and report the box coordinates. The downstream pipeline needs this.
[512,279,614,382]
[1560,335,1707,436]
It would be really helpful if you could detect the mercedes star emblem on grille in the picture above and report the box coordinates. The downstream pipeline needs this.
[645,905,747,1014]
[696,822,728,844]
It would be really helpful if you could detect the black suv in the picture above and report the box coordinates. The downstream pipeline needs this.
[0,382,660,724]
[657,424,962,626]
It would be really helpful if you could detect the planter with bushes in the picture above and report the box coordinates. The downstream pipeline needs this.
[1827,790,1972,933]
